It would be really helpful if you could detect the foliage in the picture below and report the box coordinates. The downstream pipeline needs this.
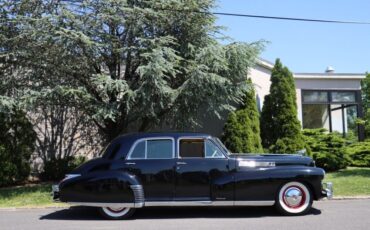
[324,167,370,196]
[345,141,370,167]
[0,110,36,187]
[222,79,263,153]
[0,0,262,143]
[361,73,370,139]
[302,129,350,172]
[40,155,87,181]
[260,59,304,153]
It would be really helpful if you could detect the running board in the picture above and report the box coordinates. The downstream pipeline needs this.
[68,200,275,208]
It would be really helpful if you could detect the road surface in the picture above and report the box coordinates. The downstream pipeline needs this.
[1,200,369,230]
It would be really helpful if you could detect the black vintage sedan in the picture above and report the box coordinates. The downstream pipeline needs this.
[52,133,333,219]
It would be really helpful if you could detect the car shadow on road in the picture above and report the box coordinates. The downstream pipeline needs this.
[39,206,322,221]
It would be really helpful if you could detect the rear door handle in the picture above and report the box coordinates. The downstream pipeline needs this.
[125,162,136,165]
[176,162,187,165]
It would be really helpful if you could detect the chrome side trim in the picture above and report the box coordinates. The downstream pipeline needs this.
[68,202,137,208]
[67,200,275,208]
[144,200,275,207]
[238,160,275,167]
[233,201,275,206]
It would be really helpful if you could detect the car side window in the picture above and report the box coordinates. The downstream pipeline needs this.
[179,139,204,158]
[130,140,145,159]
[128,139,174,159]
[205,140,225,158]
[147,139,173,159]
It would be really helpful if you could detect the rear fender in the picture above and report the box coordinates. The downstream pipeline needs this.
[59,171,143,206]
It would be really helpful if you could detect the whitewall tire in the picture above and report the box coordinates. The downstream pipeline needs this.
[99,207,135,220]
[276,181,313,215]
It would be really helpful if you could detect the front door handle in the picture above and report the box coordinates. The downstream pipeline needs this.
[125,162,136,165]
[176,162,187,165]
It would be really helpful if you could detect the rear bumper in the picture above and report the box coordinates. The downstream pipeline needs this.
[52,184,60,201]
[322,182,333,199]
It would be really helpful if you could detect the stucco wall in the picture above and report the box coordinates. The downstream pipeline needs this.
[249,65,272,111]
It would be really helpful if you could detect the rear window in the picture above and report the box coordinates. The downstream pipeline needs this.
[101,141,122,159]
[147,140,173,159]
[128,138,174,159]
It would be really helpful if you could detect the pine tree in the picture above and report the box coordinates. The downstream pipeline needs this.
[222,79,263,153]
[0,0,262,143]
[361,73,370,139]
[260,59,305,153]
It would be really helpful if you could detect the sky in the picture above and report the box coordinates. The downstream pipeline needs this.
[216,0,370,73]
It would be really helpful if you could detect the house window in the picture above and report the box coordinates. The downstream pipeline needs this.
[302,90,363,140]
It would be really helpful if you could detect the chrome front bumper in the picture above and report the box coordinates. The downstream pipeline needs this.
[322,182,333,199]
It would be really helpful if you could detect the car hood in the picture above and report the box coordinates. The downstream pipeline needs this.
[229,153,314,167]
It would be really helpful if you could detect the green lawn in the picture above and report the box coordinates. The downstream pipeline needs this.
[0,167,369,208]
[324,167,370,197]
[0,183,67,208]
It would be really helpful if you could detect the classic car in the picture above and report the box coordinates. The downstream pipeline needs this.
[52,132,333,219]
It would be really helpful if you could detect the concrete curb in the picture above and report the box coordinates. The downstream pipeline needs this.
[330,196,370,200]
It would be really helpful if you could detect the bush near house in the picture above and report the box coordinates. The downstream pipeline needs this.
[0,110,36,187]
[302,129,350,172]
[345,141,370,167]
[40,156,86,181]
[222,79,263,153]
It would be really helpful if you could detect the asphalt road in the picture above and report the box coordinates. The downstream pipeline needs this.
[1,200,369,230]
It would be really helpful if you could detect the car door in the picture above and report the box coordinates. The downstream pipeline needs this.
[174,137,229,201]
[123,137,176,201]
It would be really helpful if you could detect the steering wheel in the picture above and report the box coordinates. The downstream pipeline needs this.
[211,150,218,158]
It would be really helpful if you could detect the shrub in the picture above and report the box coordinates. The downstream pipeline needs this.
[345,141,370,167]
[0,110,36,187]
[40,156,87,181]
[222,79,263,153]
[302,129,350,172]
[260,59,305,153]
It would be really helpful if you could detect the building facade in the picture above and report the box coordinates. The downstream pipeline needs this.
[249,59,365,140]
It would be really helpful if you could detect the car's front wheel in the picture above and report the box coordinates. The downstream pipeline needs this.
[276,181,313,215]
[99,207,135,220]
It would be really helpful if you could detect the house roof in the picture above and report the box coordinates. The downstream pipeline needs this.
[256,58,366,80]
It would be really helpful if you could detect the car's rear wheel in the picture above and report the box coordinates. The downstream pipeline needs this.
[275,181,313,216]
[99,207,135,220]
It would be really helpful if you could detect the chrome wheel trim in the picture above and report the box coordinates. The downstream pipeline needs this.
[278,182,310,214]
[102,207,130,218]
[283,187,304,208]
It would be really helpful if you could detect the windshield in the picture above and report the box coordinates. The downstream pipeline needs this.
[213,137,231,156]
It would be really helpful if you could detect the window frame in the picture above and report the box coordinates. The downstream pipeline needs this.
[126,137,175,160]
[177,137,227,159]
[301,89,360,105]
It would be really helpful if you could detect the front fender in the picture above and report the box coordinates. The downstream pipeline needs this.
[59,170,142,204]
[234,166,325,201]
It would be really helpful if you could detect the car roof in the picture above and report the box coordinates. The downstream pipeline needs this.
[117,132,213,140]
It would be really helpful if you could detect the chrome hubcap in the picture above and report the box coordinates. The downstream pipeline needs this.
[284,187,303,207]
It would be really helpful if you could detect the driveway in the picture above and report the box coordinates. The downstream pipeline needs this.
[1,200,369,230]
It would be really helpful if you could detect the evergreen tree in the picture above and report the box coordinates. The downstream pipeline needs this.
[0,0,262,143]
[361,73,370,139]
[222,79,263,153]
[260,59,305,153]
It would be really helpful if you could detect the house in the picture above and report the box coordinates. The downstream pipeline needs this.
[249,59,366,141]
[198,58,365,141]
